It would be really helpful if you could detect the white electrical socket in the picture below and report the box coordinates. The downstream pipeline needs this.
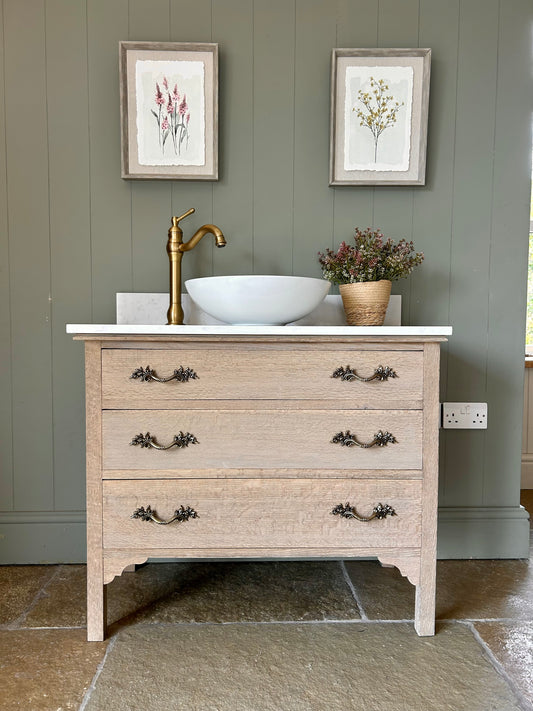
[441,402,488,429]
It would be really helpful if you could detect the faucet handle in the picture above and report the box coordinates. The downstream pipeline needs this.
[173,208,195,226]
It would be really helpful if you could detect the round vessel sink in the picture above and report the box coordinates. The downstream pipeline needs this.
[185,275,331,325]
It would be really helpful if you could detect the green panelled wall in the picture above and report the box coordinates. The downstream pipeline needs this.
[0,0,531,561]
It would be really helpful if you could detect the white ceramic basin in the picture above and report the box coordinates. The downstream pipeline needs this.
[185,275,331,325]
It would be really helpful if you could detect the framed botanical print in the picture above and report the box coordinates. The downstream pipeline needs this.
[120,41,218,180]
[329,48,431,186]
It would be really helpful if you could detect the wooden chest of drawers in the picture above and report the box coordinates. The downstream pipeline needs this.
[78,332,446,641]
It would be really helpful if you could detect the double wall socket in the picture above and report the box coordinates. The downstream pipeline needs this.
[441,402,488,429]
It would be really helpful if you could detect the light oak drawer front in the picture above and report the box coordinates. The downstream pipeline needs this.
[101,348,423,407]
[102,409,422,471]
[102,478,422,550]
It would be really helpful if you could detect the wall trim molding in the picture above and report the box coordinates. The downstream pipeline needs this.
[438,505,529,521]
[0,506,529,563]
[437,505,530,559]
[0,512,86,564]
[0,511,85,525]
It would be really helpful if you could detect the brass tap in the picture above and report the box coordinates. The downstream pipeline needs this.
[166,208,227,325]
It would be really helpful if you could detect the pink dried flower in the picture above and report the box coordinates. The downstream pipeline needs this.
[155,83,164,106]
[179,94,188,115]
[173,84,180,103]
[161,116,169,130]
[167,95,174,114]
[318,227,424,285]
[163,76,169,91]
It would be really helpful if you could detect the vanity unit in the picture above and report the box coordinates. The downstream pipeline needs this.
[67,324,451,641]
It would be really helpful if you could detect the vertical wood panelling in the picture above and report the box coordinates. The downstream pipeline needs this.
[1,0,532,560]
[171,0,215,284]
[131,182,172,293]
[4,0,54,510]
[447,0,498,397]
[129,0,173,295]
[0,0,13,509]
[373,0,420,321]
[414,0,460,502]
[46,0,92,510]
[252,0,295,276]
[443,0,499,507]
[293,0,336,278]
[333,0,378,243]
[0,0,12,509]
[411,0,458,332]
[87,0,131,323]
[484,0,533,506]
[212,0,254,277]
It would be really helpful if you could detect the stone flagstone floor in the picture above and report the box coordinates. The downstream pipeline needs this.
[0,491,531,711]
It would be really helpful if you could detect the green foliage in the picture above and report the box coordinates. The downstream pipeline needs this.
[318,228,424,285]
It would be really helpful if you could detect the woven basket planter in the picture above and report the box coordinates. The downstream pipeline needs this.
[339,280,392,326]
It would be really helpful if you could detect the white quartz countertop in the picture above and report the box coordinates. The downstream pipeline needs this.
[66,324,452,337]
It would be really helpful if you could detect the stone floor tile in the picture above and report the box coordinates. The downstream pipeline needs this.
[0,565,56,626]
[83,622,523,711]
[23,564,87,628]
[107,562,192,625]
[118,561,359,626]
[24,561,359,631]
[23,563,182,628]
[0,628,106,710]
[435,559,533,620]
[475,621,533,708]
[344,560,415,619]
[345,558,533,621]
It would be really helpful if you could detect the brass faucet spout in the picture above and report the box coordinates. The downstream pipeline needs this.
[180,224,227,252]
[166,212,226,325]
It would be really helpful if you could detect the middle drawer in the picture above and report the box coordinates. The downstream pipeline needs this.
[102,409,422,472]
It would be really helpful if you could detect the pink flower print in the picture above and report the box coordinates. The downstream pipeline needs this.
[161,116,169,130]
[179,94,188,115]
[167,95,174,114]
[163,76,168,91]
[155,83,164,106]
[186,112,190,124]
[173,84,180,103]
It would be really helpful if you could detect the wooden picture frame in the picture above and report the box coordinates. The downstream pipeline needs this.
[329,48,431,186]
[119,41,218,180]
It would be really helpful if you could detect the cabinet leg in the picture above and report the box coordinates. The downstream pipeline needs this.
[414,570,436,636]
[87,574,107,642]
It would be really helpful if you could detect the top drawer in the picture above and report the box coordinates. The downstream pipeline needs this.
[101,348,423,408]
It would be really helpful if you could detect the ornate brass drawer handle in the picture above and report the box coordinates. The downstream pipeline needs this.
[130,431,199,449]
[331,501,396,522]
[331,365,397,382]
[130,365,199,383]
[131,504,199,525]
[331,430,397,448]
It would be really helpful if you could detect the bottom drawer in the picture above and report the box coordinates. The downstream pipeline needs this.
[103,478,422,550]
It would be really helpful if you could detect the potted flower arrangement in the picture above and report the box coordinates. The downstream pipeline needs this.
[318,228,424,325]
